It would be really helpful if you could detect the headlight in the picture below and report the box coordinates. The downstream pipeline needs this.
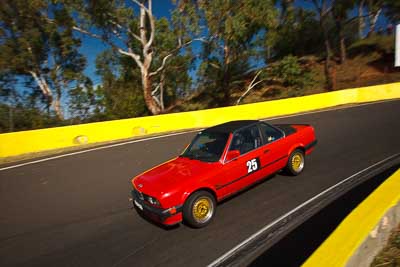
[146,196,161,207]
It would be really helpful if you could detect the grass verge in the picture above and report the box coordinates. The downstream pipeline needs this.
[371,223,400,267]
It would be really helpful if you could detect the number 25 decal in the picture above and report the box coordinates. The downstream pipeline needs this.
[246,158,260,173]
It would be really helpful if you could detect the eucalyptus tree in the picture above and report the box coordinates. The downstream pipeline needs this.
[366,0,384,35]
[92,49,147,120]
[331,0,356,64]
[270,1,323,59]
[0,73,17,132]
[68,78,95,121]
[62,0,200,115]
[358,0,366,39]
[332,0,387,63]
[0,0,87,119]
[384,0,400,23]
[197,0,277,104]
[87,16,193,120]
[308,0,335,90]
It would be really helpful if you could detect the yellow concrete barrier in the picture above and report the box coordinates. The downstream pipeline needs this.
[302,168,400,267]
[0,82,399,158]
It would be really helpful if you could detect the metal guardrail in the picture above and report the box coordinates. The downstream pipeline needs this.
[209,153,400,267]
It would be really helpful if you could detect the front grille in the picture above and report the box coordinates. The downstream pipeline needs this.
[133,189,145,200]
[138,191,144,200]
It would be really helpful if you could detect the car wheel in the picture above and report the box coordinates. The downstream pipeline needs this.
[183,191,216,228]
[286,149,305,176]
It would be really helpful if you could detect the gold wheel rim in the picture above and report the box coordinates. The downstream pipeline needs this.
[291,153,304,172]
[192,197,213,223]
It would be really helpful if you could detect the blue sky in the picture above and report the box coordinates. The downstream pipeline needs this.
[78,1,176,86]
[78,0,391,87]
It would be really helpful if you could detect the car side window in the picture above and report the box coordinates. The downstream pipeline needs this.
[259,123,284,144]
[229,126,262,155]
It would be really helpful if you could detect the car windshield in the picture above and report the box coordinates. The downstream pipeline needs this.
[180,131,229,162]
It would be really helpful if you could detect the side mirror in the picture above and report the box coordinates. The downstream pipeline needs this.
[226,150,240,161]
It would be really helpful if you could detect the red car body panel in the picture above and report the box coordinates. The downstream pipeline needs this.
[131,121,316,226]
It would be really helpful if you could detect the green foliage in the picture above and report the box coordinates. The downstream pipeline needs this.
[384,0,400,22]
[0,1,50,74]
[0,0,88,119]
[0,103,64,133]
[171,0,202,39]
[151,17,193,105]
[197,0,277,104]
[395,234,400,249]
[1,0,399,132]
[91,49,148,120]
[270,55,314,89]
[92,82,148,121]
[371,224,400,267]
[61,0,198,115]
[197,56,252,106]
[348,35,395,56]
[68,79,95,121]
[270,8,324,59]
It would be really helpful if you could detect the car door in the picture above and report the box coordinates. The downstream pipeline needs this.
[215,125,265,198]
[258,123,289,176]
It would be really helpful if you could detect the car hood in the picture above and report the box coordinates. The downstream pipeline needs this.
[132,157,219,195]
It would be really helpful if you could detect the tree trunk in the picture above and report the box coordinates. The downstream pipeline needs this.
[222,43,231,105]
[29,70,63,119]
[324,49,334,91]
[321,23,334,90]
[142,70,161,115]
[312,0,334,91]
[336,20,346,64]
[358,0,365,39]
[237,70,263,105]
[53,95,63,120]
[368,9,381,35]
[159,70,165,111]
[29,71,52,97]
[8,106,14,132]
[339,34,346,64]
[138,0,161,115]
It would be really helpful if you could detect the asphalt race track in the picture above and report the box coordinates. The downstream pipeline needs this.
[1,100,400,267]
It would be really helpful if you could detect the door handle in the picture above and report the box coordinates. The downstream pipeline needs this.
[264,149,270,154]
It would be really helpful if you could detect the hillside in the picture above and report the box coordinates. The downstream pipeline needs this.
[172,35,400,112]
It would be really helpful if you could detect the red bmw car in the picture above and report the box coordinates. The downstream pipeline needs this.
[131,120,317,228]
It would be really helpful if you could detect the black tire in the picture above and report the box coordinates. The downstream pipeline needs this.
[183,190,216,228]
[285,149,305,176]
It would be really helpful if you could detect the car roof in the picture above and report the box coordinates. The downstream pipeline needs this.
[204,120,260,134]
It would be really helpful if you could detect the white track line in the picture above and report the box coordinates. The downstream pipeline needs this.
[264,98,399,121]
[207,153,399,267]
[1,99,398,171]
[0,130,200,171]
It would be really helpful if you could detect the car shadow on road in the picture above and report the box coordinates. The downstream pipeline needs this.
[130,171,283,230]
[218,173,278,206]
[131,206,180,231]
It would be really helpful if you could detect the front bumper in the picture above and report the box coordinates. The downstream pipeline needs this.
[131,190,183,225]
